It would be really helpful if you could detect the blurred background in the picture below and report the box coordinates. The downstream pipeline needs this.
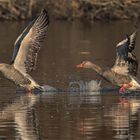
[0,0,140,21]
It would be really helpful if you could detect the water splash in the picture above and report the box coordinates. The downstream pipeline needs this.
[16,80,102,93]
[68,80,101,92]
[37,80,102,93]
[40,85,57,92]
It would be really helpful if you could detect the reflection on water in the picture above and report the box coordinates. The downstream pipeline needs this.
[0,92,140,140]
[0,93,39,140]
[0,20,140,139]
[105,97,140,140]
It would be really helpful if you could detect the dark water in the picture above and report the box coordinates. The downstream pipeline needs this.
[0,20,140,139]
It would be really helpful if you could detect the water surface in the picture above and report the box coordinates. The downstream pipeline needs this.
[0,20,139,139]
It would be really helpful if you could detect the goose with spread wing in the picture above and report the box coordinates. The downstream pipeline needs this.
[76,29,140,92]
[0,9,49,91]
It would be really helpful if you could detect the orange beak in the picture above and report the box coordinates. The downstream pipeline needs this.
[76,63,83,68]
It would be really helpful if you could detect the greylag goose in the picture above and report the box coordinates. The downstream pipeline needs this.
[76,29,140,92]
[0,9,49,92]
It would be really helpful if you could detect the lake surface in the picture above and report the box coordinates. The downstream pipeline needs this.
[0,20,139,139]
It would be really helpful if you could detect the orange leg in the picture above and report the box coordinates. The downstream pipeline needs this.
[119,83,132,93]
[119,98,129,104]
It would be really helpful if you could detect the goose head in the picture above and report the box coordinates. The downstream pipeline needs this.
[76,61,94,69]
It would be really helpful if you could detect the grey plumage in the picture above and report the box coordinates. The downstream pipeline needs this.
[0,64,31,86]
[112,29,138,76]
[12,9,49,73]
[103,69,131,86]
[77,28,140,90]
[0,9,49,90]
[104,29,138,85]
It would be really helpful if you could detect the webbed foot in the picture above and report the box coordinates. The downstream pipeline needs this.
[119,84,132,93]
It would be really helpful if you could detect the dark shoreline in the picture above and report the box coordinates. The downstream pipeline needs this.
[0,0,140,21]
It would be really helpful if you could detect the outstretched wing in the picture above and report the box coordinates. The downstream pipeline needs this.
[111,29,138,76]
[11,9,49,73]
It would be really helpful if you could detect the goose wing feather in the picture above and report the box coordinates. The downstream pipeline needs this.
[111,29,138,76]
[11,9,49,74]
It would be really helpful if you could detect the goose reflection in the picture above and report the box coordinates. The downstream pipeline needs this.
[75,94,140,140]
[0,93,40,140]
[106,97,140,140]
[1,92,139,140]
[68,92,102,139]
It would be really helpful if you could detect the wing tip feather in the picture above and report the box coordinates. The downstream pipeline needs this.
[40,9,49,25]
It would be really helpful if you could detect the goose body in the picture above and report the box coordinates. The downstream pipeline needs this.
[0,64,39,89]
[0,9,49,91]
[77,29,140,92]
[103,69,132,86]
[0,64,29,84]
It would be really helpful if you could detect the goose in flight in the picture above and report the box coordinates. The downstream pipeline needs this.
[0,9,49,92]
[76,29,140,92]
